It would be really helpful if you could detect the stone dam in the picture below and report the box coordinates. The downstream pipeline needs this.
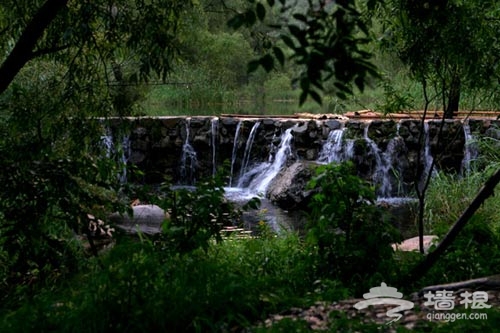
[100,115,499,207]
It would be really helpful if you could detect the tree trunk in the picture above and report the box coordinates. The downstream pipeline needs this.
[0,0,68,95]
[444,75,461,119]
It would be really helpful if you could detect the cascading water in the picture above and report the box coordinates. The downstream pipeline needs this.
[343,139,355,161]
[363,125,393,197]
[247,126,295,195]
[180,118,198,185]
[317,128,345,164]
[423,122,434,178]
[211,117,219,176]
[229,121,243,187]
[119,135,131,184]
[238,121,261,182]
[100,126,130,183]
[101,126,113,158]
[461,120,478,176]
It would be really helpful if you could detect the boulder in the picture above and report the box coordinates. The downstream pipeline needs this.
[109,204,166,235]
[391,235,438,254]
[267,161,317,211]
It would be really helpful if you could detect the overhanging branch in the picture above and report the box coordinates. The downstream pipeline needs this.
[0,0,69,95]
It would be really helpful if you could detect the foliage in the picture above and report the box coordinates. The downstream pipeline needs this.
[0,66,133,305]
[0,0,194,305]
[379,0,500,116]
[419,169,500,286]
[152,172,241,254]
[0,232,321,333]
[305,162,401,293]
[0,0,194,94]
[376,75,416,114]
[228,0,380,105]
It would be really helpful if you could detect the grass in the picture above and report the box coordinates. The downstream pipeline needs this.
[0,233,343,333]
[3,159,500,332]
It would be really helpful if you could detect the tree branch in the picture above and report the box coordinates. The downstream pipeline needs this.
[0,0,69,95]
[408,168,500,284]
[31,43,71,58]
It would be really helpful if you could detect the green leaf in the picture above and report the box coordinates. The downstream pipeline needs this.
[288,25,307,46]
[299,90,307,106]
[309,89,322,105]
[256,3,266,21]
[281,35,296,50]
[267,0,275,6]
[227,14,244,30]
[260,54,274,72]
[354,76,365,92]
[272,47,285,66]
[293,13,308,22]
[247,59,261,73]
[245,10,257,26]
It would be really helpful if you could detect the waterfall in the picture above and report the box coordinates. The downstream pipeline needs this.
[180,118,198,185]
[423,122,434,177]
[229,121,243,187]
[238,121,261,183]
[246,127,295,195]
[343,139,355,160]
[461,120,478,175]
[211,117,219,176]
[363,125,393,197]
[100,126,129,183]
[119,135,130,184]
[100,126,113,158]
[317,128,345,164]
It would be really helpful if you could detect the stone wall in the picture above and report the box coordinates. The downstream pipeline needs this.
[102,116,498,196]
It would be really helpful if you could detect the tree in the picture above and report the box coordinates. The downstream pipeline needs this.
[379,0,500,118]
[228,0,380,105]
[0,0,193,300]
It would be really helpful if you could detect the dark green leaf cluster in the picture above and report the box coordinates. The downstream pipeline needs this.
[229,0,380,105]
[0,117,130,305]
[305,161,401,293]
[379,0,500,113]
[0,1,193,86]
[153,172,241,254]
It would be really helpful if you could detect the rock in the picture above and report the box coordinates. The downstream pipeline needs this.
[325,119,341,130]
[109,204,167,235]
[267,161,317,210]
[391,235,438,253]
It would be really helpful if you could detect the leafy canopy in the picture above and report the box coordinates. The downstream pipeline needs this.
[228,0,380,105]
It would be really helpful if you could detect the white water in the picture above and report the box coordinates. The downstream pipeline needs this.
[236,126,296,196]
[180,118,198,184]
[363,125,393,197]
[100,127,130,183]
[119,135,131,184]
[343,139,355,160]
[461,121,478,175]
[239,121,261,181]
[229,121,243,187]
[422,122,435,178]
[317,128,345,164]
[211,117,218,176]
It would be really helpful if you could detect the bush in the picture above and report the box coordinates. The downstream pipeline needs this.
[305,162,401,293]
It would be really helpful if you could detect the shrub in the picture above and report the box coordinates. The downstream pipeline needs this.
[305,162,401,293]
